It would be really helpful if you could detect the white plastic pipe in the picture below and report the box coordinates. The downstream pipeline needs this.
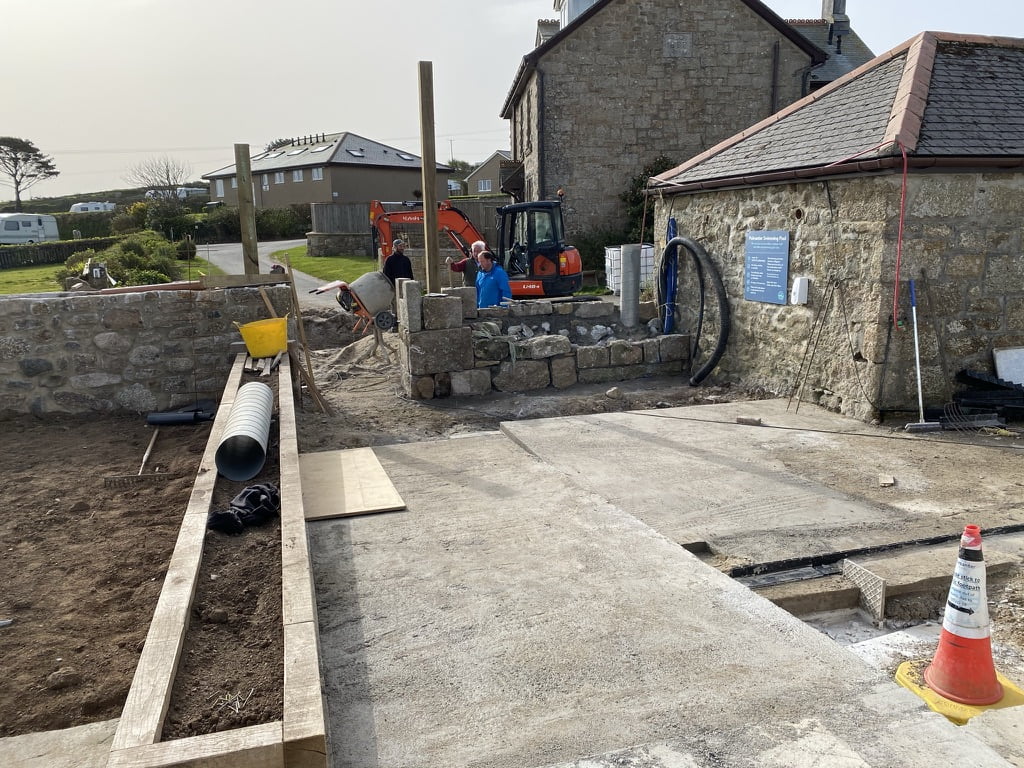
[215,382,274,481]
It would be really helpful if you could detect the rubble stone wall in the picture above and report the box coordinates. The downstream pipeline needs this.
[394,282,691,399]
[652,172,1024,421]
[0,286,292,417]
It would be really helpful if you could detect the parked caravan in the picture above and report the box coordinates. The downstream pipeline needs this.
[0,213,59,244]
[69,201,116,213]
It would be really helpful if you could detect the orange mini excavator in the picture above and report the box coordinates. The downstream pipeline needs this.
[370,199,583,298]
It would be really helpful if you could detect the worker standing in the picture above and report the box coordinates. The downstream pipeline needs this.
[475,250,511,308]
[447,239,484,287]
[382,239,414,285]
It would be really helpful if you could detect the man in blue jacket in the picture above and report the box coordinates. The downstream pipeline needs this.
[475,250,512,308]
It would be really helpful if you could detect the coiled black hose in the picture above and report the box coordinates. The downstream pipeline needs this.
[658,236,731,386]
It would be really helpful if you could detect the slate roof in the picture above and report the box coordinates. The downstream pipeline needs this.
[203,132,451,180]
[500,0,826,119]
[787,19,875,86]
[650,33,1024,194]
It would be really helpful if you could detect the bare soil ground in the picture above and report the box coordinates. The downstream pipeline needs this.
[3,319,1024,739]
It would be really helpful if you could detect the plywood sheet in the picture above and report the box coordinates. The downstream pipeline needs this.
[299,448,405,520]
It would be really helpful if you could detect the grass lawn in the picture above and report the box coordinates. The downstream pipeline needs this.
[269,245,378,284]
[0,257,226,295]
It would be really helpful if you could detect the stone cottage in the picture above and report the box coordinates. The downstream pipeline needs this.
[499,0,873,238]
[647,32,1024,422]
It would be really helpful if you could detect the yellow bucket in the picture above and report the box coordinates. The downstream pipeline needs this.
[236,315,288,358]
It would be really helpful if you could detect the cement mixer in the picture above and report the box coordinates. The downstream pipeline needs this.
[310,271,396,333]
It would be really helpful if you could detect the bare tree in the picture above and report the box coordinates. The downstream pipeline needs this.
[124,155,192,196]
[0,137,60,211]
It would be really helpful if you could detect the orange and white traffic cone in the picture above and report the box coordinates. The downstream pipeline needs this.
[923,524,1003,705]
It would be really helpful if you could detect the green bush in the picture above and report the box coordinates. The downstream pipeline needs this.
[54,231,183,287]
[144,198,193,241]
[204,205,242,241]
[111,202,148,235]
[54,211,114,239]
[255,204,311,239]
[571,227,630,272]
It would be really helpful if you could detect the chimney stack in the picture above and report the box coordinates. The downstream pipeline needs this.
[821,0,850,50]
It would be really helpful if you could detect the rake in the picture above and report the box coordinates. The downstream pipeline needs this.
[104,427,172,487]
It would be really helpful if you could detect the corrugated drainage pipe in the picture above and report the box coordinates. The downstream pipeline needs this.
[215,382,274,481]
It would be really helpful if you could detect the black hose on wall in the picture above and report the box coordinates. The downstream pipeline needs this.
[661,236,731,386]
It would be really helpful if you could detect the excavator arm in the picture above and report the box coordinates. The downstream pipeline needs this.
[370,200,487,260]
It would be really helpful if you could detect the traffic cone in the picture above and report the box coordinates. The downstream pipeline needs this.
[923,524,1003,705]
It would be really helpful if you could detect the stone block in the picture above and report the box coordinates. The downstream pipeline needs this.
[640,338,661,363]
[573,301,615,319]
[401,369,436,400]
[510,301,553,317]
[578,365,650,384]
[554,303,575,315]
[434,372,452,398]
[659,334,690,362]
[407,327,473,375]
[517,335,572,360]
[451,368,492,396]
[577,345,610,369]
[422,294,464,330]
[550,355,577,389]
[608,340,643,366]
[478,306,509,321]
[398,281,423,332]
[492,360,550,392]
[474,337,511,361]
[19,358,53,377]
[444,287,478,319]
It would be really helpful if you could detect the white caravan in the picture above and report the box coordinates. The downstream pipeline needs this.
[0,213,60,244]
[69,201,116,213]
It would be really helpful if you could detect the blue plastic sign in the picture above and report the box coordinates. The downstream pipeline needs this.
[744,231,790,305]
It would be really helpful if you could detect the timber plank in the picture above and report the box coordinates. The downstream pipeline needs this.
[111,354,247,751]
[282,621,327,767]
[299,448,405,520]
[106,722,282,768]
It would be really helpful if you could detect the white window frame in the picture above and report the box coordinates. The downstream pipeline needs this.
[292,169,304,182]
[262,174,270,190]
[215,179,224,197]
[230,177,237,188]
[274,172,285,184]
[311,167,323,181]
[477,179,492,193]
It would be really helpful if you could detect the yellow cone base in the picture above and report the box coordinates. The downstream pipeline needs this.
[896,659,1024,725]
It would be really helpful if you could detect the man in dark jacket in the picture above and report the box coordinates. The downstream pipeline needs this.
[382,239,414,285]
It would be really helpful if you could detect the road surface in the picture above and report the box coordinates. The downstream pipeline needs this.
[194,238,339,309]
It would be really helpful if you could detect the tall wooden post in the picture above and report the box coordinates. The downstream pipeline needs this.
[418,61,440,294]
[234,143,259,276]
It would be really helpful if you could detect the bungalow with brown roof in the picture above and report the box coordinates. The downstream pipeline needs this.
[648,32,1024,422]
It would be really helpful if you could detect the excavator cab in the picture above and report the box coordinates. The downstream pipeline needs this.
[496,201,582,297]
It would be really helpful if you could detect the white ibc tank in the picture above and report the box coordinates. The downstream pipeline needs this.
[348,271,395,315]
[604,244,654,295]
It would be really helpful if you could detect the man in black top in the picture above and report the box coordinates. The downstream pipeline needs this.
[382,239,414,285]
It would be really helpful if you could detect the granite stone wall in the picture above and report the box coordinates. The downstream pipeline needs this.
[653,172,1024,420]
[0,286,292,417]
[394,282,690,400]
[511,0,812,235]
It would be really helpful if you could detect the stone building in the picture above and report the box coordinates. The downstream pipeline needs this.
[499,0,872,238]
[648,32,1024,422]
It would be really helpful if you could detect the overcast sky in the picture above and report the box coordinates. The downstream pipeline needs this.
[5,0,1021,200]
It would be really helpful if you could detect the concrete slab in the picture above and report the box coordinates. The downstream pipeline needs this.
[309,415,1013,767]
[0,719,117,768]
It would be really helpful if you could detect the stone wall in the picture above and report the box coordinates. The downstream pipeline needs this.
[393,282,690,399]
[652,172,1024,421]
[513,0,813,236]
[0,286,292,417]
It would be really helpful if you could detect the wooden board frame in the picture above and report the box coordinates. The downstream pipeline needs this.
[105,352,327,768]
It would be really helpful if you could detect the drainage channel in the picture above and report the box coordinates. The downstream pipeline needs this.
[720,526,1024,663]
